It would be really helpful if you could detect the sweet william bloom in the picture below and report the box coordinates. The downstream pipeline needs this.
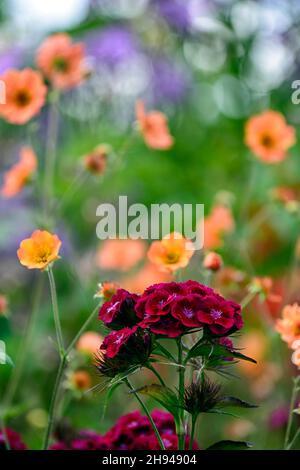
[100,326,138,358]
[99,288,139,328]
[147,232,194,273]
[136,100,174,150]
[36,33,85,90]
[245,110,296,163]
[76,331,103,356]
[276,303,300,347]
[0,428,26,450]
[0,68,47,124]
[17,230,61,270]
[1,147,37,198]
[96,238,146,272]
[0,294,8,316]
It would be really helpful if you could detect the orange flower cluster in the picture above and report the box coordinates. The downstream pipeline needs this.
[147,232,194,273]
[245,110,296,164]
[1,147,37,198]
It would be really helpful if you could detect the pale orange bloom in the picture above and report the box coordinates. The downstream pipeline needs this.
[0,295,8,316]
[36,33,85,90]
[17,230,61,270]
[76,331,103,356]
[203,204,235,250]
[251,276,282,304]
[276,303,300,347]
[203,251,223,271]
[245,110,296,163]
[136,100,173,150]
[0,68,47,125]
[238,331,267,378]
[1,147,38,198]
[70,370,92,391]
[147,232,194,273]
[96,239,146,272]
[94,281,120,300]
[291,348,300,368]
[121,262,172,294]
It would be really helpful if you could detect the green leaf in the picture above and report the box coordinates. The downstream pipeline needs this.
[187,342,256,364]
[206,440,253,450]
[218,396,258,409]
[133,384,180,423]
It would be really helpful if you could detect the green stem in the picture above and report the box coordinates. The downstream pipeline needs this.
[42,354,66,449]
[66,302,101,355]
[189,416,197,450]
[125,378,165,450]
[47,267,65,357]
[0,419,10,450]
[284,375,300,450]
[287,426,300,450]
[240,291,257,309]
[177,337,185,450]
[146,363,166,387]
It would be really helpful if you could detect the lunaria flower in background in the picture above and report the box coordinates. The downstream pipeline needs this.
[0,428,27,450]
[245,110,296,164]
[0,294,8,315]
[76,331,103,356]
[1,147,37,198]
[203,252,223,271]
[94,281,120,301]
[276,303,300,347]
[36,33,85,90]
[83,144,110,175]
[147,232,194,273]
[17,230,61,270]
[202,204,235,250]
[96,238,146,272]
[135,100,174,150]
[0,68,47,124]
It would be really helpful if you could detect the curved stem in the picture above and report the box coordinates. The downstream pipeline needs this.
[66,302,101,355]
[177,337,185,450]
[124,378,165,450]
[146,363,166,387]
[42,354,66,449]
[47,267,65,357]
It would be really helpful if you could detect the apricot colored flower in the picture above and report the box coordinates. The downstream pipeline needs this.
[0,68,47,124]
[1,147,38,198]
[147,232,194,273]
[135,100,173,150]
[245,110,296,163]
[0,295,8,316]
[17,230,61,270]
[203,252,223,271]
[70,370,92,391]
[94,281,120,301]
[96,239,146,272]
[276,303,300,347]
[76,331,103,356]
[121,262,172,294]
[84,145,110,175]
[36,33,85,90]
[203,204,235,250]
[291,348,300,368]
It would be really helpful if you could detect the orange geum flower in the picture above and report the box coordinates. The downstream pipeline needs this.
[245,110,296,164]
[94,281,120,301]
[276,303,300,347]
[70,370,92,391]
[96,239,146,272]
[83,145,110,175]
[36,33,85,90]
[202,204,235,250]
[147,232,194,273]
[1,147,38,198]
[291,348,300,368]
[76,331,103,357]
[17,230,61,270]
[0,68,47,125]
[135,100,174,150]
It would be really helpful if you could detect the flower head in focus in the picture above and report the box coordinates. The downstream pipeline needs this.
[245,110,296,163]
[36,33,85,90]
[276,303,300,347]
[0,69,47,124]
[17,230,61,270]
[1,147,38,198]
[147,232,194,273]
[135,100,174,150]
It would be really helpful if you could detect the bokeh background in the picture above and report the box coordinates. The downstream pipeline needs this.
[1,0,300,450]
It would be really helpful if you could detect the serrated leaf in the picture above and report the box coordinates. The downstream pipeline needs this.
[133,384,180,423]
[206,440,253,450]
[218,396,258,409]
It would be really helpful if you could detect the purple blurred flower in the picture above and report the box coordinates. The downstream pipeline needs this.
[150,56,190,104]
[268,406,289,430]
[153,0,191,33]
[0,47,23,74]
[86,26,140,68]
